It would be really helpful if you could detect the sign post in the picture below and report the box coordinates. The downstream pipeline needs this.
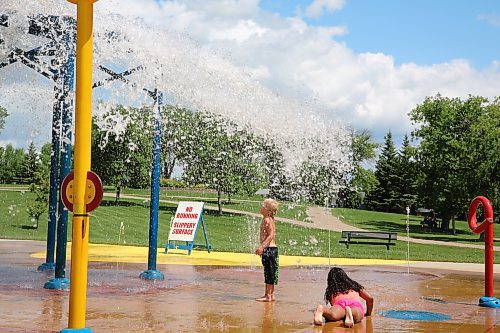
[165,202,211,255]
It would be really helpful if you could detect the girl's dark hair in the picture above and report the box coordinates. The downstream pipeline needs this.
[324,267,364,305]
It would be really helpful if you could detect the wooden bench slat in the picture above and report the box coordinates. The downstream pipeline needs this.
[341,231,397,240]
[339,241,396,246]
[339,230,397,250]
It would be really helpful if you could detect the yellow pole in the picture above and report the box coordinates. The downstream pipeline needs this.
[65,0,97,330]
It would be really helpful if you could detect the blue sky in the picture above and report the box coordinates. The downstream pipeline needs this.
[261,0,500,68]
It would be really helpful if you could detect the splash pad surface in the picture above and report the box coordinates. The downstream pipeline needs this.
[1,240,500,333]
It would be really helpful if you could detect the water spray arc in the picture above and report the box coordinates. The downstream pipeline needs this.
[0,13,75,275]
[47,18,76,290]
[92,64,166,280]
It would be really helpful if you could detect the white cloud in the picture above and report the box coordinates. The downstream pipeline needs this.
[0,139,17,147]
[2,0,500,148]
[478,14,500,27]
[305,0,345,19]
[208,20,268,43]
[128,1,497,141]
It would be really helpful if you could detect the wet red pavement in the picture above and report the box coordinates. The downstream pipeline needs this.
[1,240,499,332]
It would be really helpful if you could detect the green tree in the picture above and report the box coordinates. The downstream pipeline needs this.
[0,105,8,133]
[340,130,379,208]
[342,167,378,209]
[39,143,52,178]
[92,105,153,190]
[296,135,353,206]
[27,161,49,229]
[369,131,399,212]
[466,97,500,217]
[0,144,26,183]
[23,141,40,184]
[410,95,500,230]
[259,140,289,200]
[395,134,418,211]
[182,113,263,214]
[160,106,198,179]
[352,130,378,163]
[0,146,4,182]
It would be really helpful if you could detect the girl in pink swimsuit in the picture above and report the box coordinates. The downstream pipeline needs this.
[313,267,374,327]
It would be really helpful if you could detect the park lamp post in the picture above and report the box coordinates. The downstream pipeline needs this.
[62,0,98,332]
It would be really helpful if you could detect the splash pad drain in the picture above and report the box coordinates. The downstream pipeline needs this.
[380,310,451,322]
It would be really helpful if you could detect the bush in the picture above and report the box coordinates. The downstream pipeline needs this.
[160,178,187,188]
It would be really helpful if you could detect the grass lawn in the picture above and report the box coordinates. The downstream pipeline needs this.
[0,189,495,263]
[332,208,500,246]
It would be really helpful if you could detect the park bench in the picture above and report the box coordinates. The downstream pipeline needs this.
[339,231,397,250]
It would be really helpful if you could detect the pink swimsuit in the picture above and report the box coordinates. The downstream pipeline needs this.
[331,291,365,319]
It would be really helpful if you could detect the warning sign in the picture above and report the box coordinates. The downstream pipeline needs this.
[165,201,211,255]
[168,202,204,242]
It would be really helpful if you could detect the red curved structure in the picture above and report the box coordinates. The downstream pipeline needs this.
[468,196,495,297]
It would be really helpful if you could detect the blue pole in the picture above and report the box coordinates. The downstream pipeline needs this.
[45,29,74,289]
[38,86,62,272]
[140,90,164,281]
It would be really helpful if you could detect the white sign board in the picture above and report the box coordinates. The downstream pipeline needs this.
[168,201,205,242]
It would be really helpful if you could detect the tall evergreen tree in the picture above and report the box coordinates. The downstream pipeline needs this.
[395,134,418,211]
[0,105,8,134]
[23,141,40,184]
[369,131,399,212]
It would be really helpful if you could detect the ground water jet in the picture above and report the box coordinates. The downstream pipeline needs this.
[406,205,410,275]
[380,310,451,322]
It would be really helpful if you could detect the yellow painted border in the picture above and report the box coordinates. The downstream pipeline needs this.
[31,243,410,267]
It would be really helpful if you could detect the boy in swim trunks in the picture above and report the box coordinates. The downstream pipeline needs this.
[255,198,279,302]
[313,267,374,327]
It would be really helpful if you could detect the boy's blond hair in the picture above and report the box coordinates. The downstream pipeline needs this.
[263,198,279,217]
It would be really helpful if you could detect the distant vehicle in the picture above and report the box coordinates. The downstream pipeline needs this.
[255,188,270,196]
